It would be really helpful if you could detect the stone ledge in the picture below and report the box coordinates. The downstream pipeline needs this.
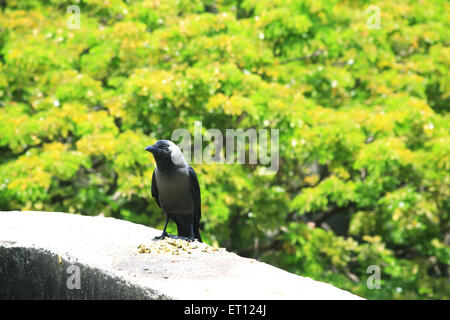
[0,211,362,300]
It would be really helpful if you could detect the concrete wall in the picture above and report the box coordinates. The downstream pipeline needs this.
[0,211,362,300]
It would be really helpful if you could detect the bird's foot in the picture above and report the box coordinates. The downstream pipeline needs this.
[153,233,198,242]
[152,232,168,241]
[176,235,198,242]
[169,235,197,242]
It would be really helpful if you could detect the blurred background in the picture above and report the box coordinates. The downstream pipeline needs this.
[0,0,448,299]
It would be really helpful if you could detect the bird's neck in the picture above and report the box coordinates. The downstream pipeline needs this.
[155,158,178,175]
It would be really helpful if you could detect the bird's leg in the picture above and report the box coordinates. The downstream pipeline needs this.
[153,216,169,241]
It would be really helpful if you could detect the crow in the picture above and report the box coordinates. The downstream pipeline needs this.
[145,140,202,242]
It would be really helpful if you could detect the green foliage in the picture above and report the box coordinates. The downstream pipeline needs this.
[0,0,449,299]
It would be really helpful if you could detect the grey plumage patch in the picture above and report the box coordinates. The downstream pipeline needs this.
[167,141,188,167]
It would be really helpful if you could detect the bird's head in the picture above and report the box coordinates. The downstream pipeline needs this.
[145,140,187,168]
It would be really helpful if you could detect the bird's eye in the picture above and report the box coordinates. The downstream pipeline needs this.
[161,145,168,149]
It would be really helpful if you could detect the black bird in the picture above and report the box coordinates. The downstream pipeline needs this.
[145,140,202,242]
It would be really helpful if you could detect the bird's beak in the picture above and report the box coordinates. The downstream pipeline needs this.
[145,145,158,154]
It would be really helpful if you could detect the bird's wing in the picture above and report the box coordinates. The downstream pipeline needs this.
[151,170,161,208]
[188,166,201,225]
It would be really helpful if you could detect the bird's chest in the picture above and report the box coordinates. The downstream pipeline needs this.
[155,171,194,214]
